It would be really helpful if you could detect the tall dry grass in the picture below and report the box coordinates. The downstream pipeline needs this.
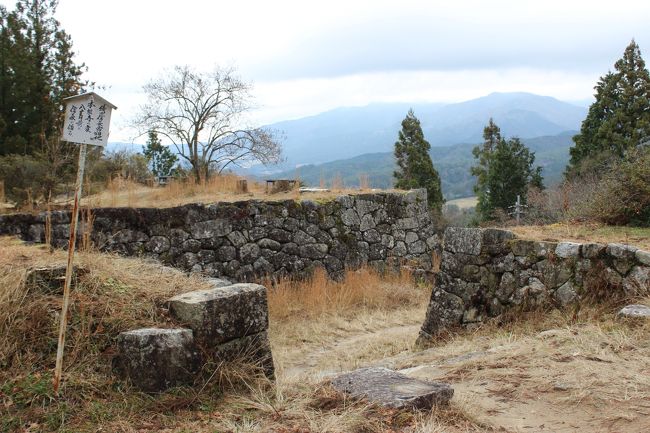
[266,266,422,322]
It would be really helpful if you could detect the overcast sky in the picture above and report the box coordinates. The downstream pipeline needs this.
[3,0,650,142]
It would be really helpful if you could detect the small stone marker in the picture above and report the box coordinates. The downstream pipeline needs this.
[617,304,650,319]
[113,328,200,393]
[331,367,453,410]
[25,264,87,294]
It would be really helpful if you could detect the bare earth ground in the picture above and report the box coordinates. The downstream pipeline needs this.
[272,305,650,433]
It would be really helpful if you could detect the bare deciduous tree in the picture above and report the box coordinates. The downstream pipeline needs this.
[134,65,282,180]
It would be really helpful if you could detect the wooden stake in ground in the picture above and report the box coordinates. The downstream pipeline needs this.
[53,142,87,393]
[54,92,116,393]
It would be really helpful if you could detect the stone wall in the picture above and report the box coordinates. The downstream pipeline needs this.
[418,227,650,344]
[0,189,441,281]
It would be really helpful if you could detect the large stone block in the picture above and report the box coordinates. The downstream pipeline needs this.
[331,367,453,409]
[113,328,200,392]
[24,264,87,294]
[168,283,268,346]
[444,227,482,255]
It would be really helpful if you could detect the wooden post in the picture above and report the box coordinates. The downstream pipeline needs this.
[53,143,87,393]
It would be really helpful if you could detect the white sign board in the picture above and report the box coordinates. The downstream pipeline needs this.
[62,92,116,147]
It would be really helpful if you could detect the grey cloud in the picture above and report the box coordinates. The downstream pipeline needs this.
[247,13,649,80]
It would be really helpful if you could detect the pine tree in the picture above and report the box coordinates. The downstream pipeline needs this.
[472,119,543,221]
[568,40,650,174]
[393,109,444,211]
[143,131,178,177]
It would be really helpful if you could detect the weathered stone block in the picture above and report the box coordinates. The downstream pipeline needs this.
[444,227,482,255]
[554,281,578,306]
[168,283,268,346]
[583,243,606,259]
[555,242,581,259]
[331,367,453,409]
[113,328,200,392]
[190,219,232,239]
[635,249,650,266]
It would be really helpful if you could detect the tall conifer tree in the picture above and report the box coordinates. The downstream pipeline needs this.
[393,109,444,211]
[568,40,650,174]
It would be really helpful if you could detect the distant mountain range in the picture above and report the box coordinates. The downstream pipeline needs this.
[262,92,586,169]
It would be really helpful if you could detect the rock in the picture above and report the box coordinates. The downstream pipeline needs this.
[190,219,232,239]
[622,266,650,296]
[113,328,200,392]
[583,243,606,259]
[444,227,482,255]
[341,208,360,227]
[617,304,650,319]
[363,229,381,244]
[145,236,171,254]
[239,243,261,264]
[24,264,87,294]
[554,281,578,306]
[299,243,329,260]
[257,238,281,251]
[331,367,453,409]
[555,242,581,259]
[226,230,247,248]
[636,249,650,266]
[607,243,638,275]
[215,245,237,262]
[359,214,376,231]
[168,283,269,346]
[419,289,464,339]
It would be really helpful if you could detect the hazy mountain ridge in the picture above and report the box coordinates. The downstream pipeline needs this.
[264,92,586,168]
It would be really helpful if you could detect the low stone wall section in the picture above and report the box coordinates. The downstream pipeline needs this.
[418,227,650,344]
[0,190,441,281]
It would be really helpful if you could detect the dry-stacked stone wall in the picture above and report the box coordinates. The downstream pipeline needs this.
[0,189,442,281]
[418,227,650,344]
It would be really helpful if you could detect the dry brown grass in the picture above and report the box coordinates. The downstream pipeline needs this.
[60,174,384,209]
[266,266,418,322]
[510,222,650,250]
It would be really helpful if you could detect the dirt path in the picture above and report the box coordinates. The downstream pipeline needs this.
[275,315,650,433]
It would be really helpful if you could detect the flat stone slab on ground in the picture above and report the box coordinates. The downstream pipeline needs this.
[617,304,650,319]
[331,367,453,410]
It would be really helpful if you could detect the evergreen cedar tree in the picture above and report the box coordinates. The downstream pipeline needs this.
[393,109,444,212]
[471,118,543,221]
[568,40,650,175]
[0,0,86,156]
[142,131,178,177]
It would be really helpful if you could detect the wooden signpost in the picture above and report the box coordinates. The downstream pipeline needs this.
[54,92,116,393]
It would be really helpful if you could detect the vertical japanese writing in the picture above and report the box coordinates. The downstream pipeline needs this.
[66,105,78,137]
[85,99,95,133]
[93,104,106,141]
[76,104,85,130]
